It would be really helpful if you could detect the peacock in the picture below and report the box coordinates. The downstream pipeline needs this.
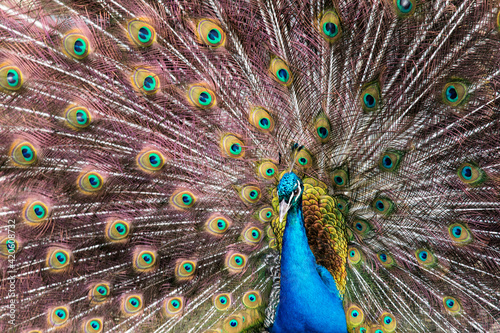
[1,0,500,332]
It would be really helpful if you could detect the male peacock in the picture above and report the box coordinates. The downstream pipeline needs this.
[0,0,499,332]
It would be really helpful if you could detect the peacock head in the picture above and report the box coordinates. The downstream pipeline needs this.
[277,172,304,223]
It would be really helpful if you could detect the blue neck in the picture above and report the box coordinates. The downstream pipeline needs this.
[272,201,347,333]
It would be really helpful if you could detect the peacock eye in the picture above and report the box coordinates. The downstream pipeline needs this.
[0,64,23,91]
[62,32,90,59]
[249,107,275,133]
[127,19,156,47]
[442,82,467,107]
[319,11,342,42]
[360,82,381,112]
[197,19,226,47]
[188,84,216,109]
[394,0,415,16]
[270,57,293,86]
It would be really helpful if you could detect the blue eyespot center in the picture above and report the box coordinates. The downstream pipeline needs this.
[383,155,393,168]
[461,166,472,180]
[90,321,100,329]
[249,295,256,301]
[143,76,156,91]
[398,0,413,13]
[259,118,270,129]
[363,93,376,108]
[89,175,99,187]
[266,212,272,218]
[33,205,44,217]
[299,157,307,165]
[338,203,343,209]
[351,310,359,317]
[355,223,363,231]
[21,146,33,160]
[446,86,458,102]
[251,230,259,239]
[376,200,385,211]
[7,70,19,86]
[266,168,275,176]
[249,190,258,199]
[207,29,221,43]
[74,38,86,55]
[56,252,67,264]
[334,176,344,185]
[323,22,338,37]
[452,226,462,237]
[182,194,192,204]
[234,256,243,265]
[277,68,289,82]
[419,251,428,260]
[384,316,392,324]
[142,254,152,263]
[349,250,355,257]
[130,298,139,307]
[380,253,387,262]
[138,27,152,42]
[198,91,212,105]
[98,287,106,295]
[56,309,66,318]
[172,300,180,308]
[447,299,455,307]
[230,143,241,154]
[184,264,192,271]
[317,126,328,138]
[230,319,238,327]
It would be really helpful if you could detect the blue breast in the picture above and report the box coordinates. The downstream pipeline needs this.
[271,205,347,333]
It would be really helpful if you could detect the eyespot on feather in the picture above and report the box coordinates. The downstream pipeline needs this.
[62,32,90,59]
[0,236,21,256]
[442,82,467,107]
[335,196,350,214]
[242,226,263,245]
[352,218,371,236]
[122,294,143,315]
[456,162,485,187]
[393,0,415,16]
[332,169,349,188]
[65,105,92,129]
[371,326,386,333]
[448,223,472,245]
[164,297,184,317]
[213,293,232,311]
[23,200,50,225]
[0,63,23,91]
[10,141,37,166]
[237,184,261,205]
[82,318,103,333]
[220,134,245,158]
[443,296,462,315]
[196,19,226,48]
[175,259,197,280]
[415,249,437,268]
[257,206,274,223]
[379,312,396,332]
[89,282,111,303]
[223,314,246,333]
[377,252,396,268]
[77,171,104,194]
[133,249,157,272]
[360,82,381,112]
[346,304,364,328]
[249,107,275,133]
[127,19,156,47]
[105,220,130,242]
[206,215,231,235]
[314,114,331,142]
[257,161,278,180]
[379,150,404,172]
[137,149,165,172]
[269,57,293,86]
[170,190,196,210]
[348,247,362,265]
[242,290,262,309]
[295,148,313,169]
[225,252,248,274]
[371,197,395,216]
[132,68,160,95]
[46,247,73,272]
[319,10,342,42]
[48,306,70,327]
[354,326,370,333]
[187,84,216,109]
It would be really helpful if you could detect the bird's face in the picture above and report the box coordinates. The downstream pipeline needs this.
[277,172,303,223]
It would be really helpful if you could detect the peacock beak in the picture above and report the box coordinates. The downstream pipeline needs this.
[279,194,294,224]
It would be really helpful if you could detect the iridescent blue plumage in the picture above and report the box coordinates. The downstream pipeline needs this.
[271,173,347,333]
